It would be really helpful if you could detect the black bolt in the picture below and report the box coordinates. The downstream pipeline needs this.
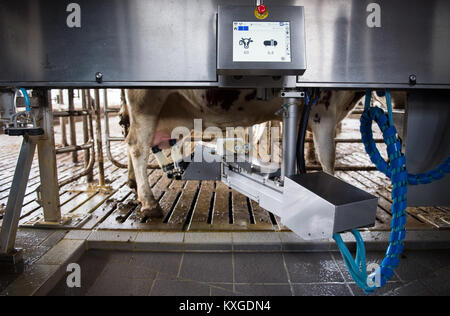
[169,139,178,147]
[151,146,161,154]
[409,74,417,85]
[95,72,103,83]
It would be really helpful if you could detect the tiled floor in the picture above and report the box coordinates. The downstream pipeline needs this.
[0,228,68,293]
[48,249,450,296]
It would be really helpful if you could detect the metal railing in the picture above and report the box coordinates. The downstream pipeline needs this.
[103,89,128,169]
[52,89,100,187]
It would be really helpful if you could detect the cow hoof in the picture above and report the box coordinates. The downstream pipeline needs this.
[141,205,164,219]
[128,179,137,190]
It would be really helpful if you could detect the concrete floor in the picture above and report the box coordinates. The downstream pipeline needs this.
[47,249,450,296]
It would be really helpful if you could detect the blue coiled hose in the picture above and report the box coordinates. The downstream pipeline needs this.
[333,90,450,294]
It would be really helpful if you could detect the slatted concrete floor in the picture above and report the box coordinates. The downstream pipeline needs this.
[0,115,449,233]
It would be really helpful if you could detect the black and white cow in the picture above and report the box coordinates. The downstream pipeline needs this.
[120,89,365,218]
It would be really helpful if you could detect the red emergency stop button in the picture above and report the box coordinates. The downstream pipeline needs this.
[255,4,269,19]
[257,4,267,15]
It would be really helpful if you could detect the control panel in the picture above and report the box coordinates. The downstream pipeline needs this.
[217,5,306,76]
[233,21,292,63]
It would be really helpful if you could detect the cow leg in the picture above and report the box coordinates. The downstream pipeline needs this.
[309,111,337,175]
[126,89,168,219]
[126,117,164,218]
[127,148,137,190]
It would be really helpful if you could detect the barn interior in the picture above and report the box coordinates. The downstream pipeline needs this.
[0,0,450,297]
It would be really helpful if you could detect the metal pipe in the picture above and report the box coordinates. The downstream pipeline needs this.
[82,89,94,182]
[304,138,385,144]
[307,166,378,171]
[50,90,96,188]
[283,99,299,178]
[86,90,95,141]
[103,89,111,144]
[103,89,128,169]
[94,89,105,186]
[105,108,121,113]
[0,136,37,255]
[107,136,125,142]
[53,110,91,117]
[58,89,69,147]
[54,90,95,188]
[105,139,127,169]
[55,142,93,154]
[68,89,78,163]
[58,141,95,188]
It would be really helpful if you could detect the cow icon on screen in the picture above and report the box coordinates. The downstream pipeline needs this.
[239,38,253,49]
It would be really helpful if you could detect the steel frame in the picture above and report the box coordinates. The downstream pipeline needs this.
[0,135,37,257]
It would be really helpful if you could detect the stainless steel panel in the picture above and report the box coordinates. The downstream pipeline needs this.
[296,0,450,88]
[0,0,449,88]
[0,0,218,85]
[405,91,450,206]
[222,167,284,218]
[282,172,378,240]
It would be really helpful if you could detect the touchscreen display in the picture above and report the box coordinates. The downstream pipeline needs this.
[233,21,291,62]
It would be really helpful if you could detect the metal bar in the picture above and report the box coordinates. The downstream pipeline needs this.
[54,92,96,188]
[87,90,95,179]
[55,142,93,154]
[283,99,299,178]
[82,89,94,182]
[107,136,125,142]
[58,142,95,188]
[304,138,385,144]
[105,108,121,113]
[37,89,61,223]
[307,166,378,171]
[68,89,78,163]
[55,89,96,187]
[53,110,91,117]
[351,109,405,115]
[94,89,105,186]
[0,136,37,254]
[104,89,128,169]
[58,89,69,147]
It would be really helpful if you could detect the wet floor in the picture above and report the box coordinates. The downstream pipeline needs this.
[48,249,450,296]
[0,228,68,293]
